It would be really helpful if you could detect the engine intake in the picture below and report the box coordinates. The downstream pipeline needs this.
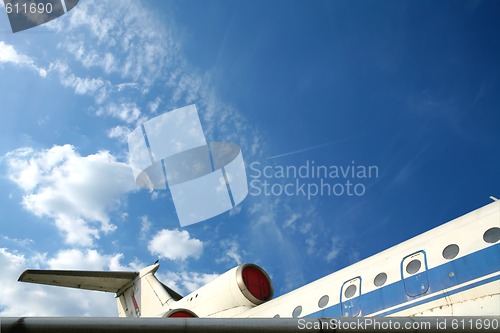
[164,308,198,318]
[237,264,273,304]
[170,263,273,317]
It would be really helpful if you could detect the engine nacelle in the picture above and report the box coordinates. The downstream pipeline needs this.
[164,308,198,318]
[170,263,273,317]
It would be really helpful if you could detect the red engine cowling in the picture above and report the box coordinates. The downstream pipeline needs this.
[169,263,273,317]
[164,308,198,318]
[236,264,273,305]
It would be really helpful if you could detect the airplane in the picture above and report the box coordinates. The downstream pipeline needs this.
[13,199,500,322]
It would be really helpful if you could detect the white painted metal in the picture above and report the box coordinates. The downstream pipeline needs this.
[17,201,500,318]
[237,201,499,318]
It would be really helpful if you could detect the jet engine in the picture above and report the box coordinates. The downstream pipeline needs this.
[169,263,273,317]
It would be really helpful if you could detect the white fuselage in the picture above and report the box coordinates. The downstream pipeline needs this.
[230,201,500,318]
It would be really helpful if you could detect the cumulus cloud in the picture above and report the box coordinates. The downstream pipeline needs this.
[4,145,137,246]
[47,249,127,271]
[107,125,131,143]
[0,246,220,316]
[148,229,203,261]
[0,248,119,316]
[0,41,47,77]
[0,0,287,314]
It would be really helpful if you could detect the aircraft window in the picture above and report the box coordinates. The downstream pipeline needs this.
[292,305,302,318]
[483,227,500,244]
[405,259,421,274]
[442,244,459,260]
[373,272,387,287]
[344,285,357,298]
[318,295,329,308]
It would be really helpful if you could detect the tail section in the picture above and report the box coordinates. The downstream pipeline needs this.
[114,264,180,317]
[19,263,182,317]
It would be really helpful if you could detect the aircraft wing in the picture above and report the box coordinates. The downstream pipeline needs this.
[18,269,139,293]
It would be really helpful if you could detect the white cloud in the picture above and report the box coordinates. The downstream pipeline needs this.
[283,212,301,229]
[216,239,243,266]
[63,75,105,95]
[63,41,117,74]
[116,82,138,92]
[0,0,285,316]
[0,248,118,316]
[48,61,110,102]
[326,237,343,262]
[53,1,181,86]
[0,41,47,77]
[47,249,126,271]
[157,271,219,295]
[1,235,34,248]
[4,145,137,246]
[0,41,35,65]
[149,191,166,201]
[139,215,152,240]
[0,247,221,316]
[97,102,141,124]
[148,229,203,261]
[107,125,131,143]
[148,97,162,113]
[228,205,242,216]
[178,272,219,293]
[47,0,264,158]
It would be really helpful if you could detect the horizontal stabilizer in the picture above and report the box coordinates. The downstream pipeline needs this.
[18,269,138,293]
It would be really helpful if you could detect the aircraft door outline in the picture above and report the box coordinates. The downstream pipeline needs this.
[401,250,430,297]
[340,277,362,317]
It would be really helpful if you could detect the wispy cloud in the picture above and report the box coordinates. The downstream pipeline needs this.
[1,235,34,248]
[0,41,47,77]
[157,270,219,295]
[96,102,142,124]
[0,0,337,314]
[41,0,265,159]
[148,97,162,114]
[139,215,152,240]
[216,239,243,266]
[326,236,343,262]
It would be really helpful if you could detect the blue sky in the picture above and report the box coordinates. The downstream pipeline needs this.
[0,0,499,316]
